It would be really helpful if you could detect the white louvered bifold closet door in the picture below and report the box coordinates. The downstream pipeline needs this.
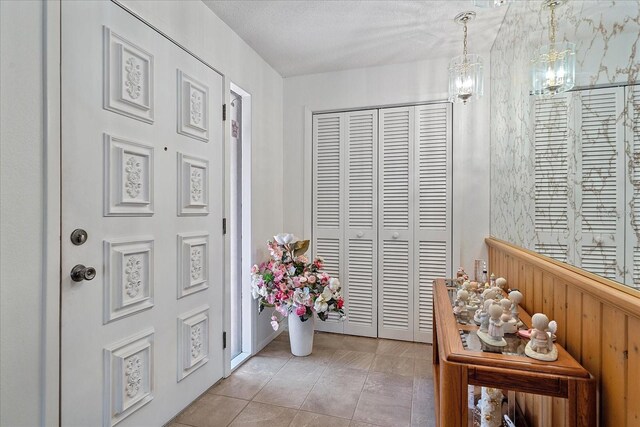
[413,104,451,343]
[313,113,345,333]
[533,94,573,262]
[344,110,379,337]
[576,88,626,282]
[626,85,640,289]
[378,107,415,341]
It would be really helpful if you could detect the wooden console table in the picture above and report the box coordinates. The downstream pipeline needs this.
[432,278,596,426]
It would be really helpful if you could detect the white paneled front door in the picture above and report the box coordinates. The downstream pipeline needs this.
[61,2,224,426]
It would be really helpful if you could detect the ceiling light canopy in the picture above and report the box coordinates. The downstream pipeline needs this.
[531,0,575,96]
[448,11,484,105]
[473,0,511,8]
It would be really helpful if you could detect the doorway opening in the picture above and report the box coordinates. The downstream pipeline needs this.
[229,82,253,370]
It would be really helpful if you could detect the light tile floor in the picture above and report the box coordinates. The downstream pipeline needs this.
[170,331,436,427]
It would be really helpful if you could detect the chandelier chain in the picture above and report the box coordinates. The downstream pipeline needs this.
[549,3,556,44]
[463,22,468,58]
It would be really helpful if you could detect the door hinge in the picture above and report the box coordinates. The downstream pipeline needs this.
[222,103,227,121]
[223,218,227,235]
[223,331,227,349]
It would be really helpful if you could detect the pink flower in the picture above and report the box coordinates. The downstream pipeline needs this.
[270,316,279,331]
[296,305,306,316]
[307,275,317,284]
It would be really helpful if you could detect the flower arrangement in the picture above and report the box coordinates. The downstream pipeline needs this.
[251,233,345,330]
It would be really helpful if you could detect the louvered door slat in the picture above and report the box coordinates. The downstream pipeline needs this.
[381,109,411,230]
[313,113,344,333]
[380,240,410,330]
[628,85,640,289]
[314,114,342,229]
[414,103,451,343]
[345,110,378,337]
[577,88,625,283]
[534,97,569,232]
[378,107,414,341]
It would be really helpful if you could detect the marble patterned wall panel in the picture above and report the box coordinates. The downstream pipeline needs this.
[490,0,639,283]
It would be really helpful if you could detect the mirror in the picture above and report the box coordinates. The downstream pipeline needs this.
[489,0,639,290]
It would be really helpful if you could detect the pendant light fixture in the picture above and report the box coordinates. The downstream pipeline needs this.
[448,12,484,104]
[531,0,575,96]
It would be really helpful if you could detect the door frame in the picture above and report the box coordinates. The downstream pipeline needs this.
[226,82,255,373]
[43,1,236,424]
[43,1,61,425]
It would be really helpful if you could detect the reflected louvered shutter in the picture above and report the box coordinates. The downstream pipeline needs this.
[625,85,640,289]
[533,95,572,261]
[413,104,451,343]
[576,88,625,282]
[312,113,345,333]
[344,110,378,337]
[378,107,414,341]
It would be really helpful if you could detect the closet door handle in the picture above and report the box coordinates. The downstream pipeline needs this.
[392,232,399,239]
[357,231,364,238]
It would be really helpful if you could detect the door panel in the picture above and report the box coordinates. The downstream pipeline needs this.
[378,107,415,341]
[413,103,451,343]
[61,2,224,426]
[312,113,345,333]
[344,110,378,337]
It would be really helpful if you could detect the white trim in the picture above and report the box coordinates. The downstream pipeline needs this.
[226,81,254,376]
[303,107,313,242]
[43,1,61,425]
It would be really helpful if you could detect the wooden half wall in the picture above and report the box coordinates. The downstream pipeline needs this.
[486,237,640,427]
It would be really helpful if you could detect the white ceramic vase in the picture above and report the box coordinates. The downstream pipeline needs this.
[287,313,315,356]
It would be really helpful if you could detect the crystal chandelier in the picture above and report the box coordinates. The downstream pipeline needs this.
[531,0,575,96]
[448,12,484,104]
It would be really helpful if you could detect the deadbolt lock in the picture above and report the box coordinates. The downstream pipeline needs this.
[70,229,88,246]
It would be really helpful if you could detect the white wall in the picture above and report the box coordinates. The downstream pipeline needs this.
[116,0,285,353]
[283,57,492,273]
[0,1,284,425]
[1,1,46,425]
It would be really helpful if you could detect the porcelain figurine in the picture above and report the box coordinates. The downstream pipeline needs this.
[478,387,503,427]
[495,277,507,291]
[508,290,524,324]
[453,289,470,319]
[477,303,507,347]
[500,298,518,334]
[478,299,493,333]
[481,288,499,303]
[524,313,558,361]
[465,281,481,308]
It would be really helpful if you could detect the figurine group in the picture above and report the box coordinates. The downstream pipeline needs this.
[453,267,558,361]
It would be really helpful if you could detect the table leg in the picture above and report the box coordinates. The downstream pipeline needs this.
[439,360,467,427]
[567,377,596,427]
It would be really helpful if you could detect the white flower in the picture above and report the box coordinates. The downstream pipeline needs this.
[314,299,328,313]
[273,233,298,245]
[270,316,279,331]
[321,286,332,300]
[329,278,341,291]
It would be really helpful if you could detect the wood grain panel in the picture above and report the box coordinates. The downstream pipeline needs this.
[554,279,567,346]
[487,237,640,427]
[600,305,627,427]
[565,286,583,361]
[628,316,640,426]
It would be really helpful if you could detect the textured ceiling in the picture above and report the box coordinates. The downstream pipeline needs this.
[203,0,508,77]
